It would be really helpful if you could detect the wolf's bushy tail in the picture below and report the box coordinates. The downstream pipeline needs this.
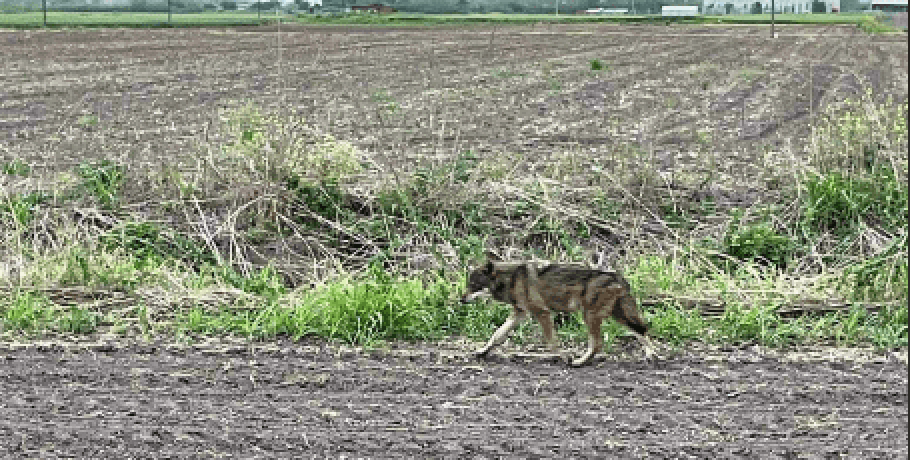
[614,295,649,336]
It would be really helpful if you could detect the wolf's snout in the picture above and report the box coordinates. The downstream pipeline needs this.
[461,290,484,304]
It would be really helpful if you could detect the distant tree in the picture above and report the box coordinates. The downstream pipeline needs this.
[456,0,469,12]
[507,1,525,13]
[579,0,599,9]
[222,0,238,9]
[840,0,859,12]
[251,0,281,10]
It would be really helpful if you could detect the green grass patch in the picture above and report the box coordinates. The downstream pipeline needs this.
[174,266,462,345]
[857,14,900,34]
[163,273,909,352]
[2,262,906,351]
[801,168,908,238]
[0,292,101,336]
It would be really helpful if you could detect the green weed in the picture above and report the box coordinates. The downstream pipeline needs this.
[840,234,908,302]
[77,114,99,127]
[2,159,30,177]
[1,192,51,227]
[372,90,399,113]
[99,221,218,270]
[78,160,124,209]
[56,306,101,334]
[286,175,348,224]
[203,265,287,300]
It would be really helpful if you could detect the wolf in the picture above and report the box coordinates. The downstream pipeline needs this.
[461,252,656,367]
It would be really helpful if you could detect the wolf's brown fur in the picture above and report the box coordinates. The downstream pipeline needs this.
[461,252,655,366]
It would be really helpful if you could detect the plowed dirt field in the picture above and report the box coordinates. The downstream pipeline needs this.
[1,338,906,458]
[3,23,907,200]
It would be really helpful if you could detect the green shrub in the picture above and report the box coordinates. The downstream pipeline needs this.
[285,175,347,223]
[722,209,796,269]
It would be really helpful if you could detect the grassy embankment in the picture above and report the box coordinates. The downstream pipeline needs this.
[0,58,907,355]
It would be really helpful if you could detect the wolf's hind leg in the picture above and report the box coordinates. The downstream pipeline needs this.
[572,311,604,367]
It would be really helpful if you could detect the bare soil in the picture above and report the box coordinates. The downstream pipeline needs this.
[2,24,907,206]
[0,337,906,458]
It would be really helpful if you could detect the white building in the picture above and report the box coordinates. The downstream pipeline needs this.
[662,5,699,15]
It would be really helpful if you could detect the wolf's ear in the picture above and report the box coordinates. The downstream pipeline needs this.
[485,250,502,262]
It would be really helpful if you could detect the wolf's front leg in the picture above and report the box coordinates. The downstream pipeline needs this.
[476,310,527,357]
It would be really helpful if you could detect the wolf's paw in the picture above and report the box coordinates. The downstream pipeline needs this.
[644,352,662,367]
[473,348,492,359]
[569,356,593,367]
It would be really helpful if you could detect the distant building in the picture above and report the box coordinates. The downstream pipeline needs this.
[350,3,396,13]
[871,0,908,11]
[662,5,699,15]
[703,0,844,14]
[578,8,629,14]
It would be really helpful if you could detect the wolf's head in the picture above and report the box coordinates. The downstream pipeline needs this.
[460,251,502,304]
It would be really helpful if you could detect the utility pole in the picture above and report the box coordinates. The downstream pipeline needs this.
[771,0,776,37]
